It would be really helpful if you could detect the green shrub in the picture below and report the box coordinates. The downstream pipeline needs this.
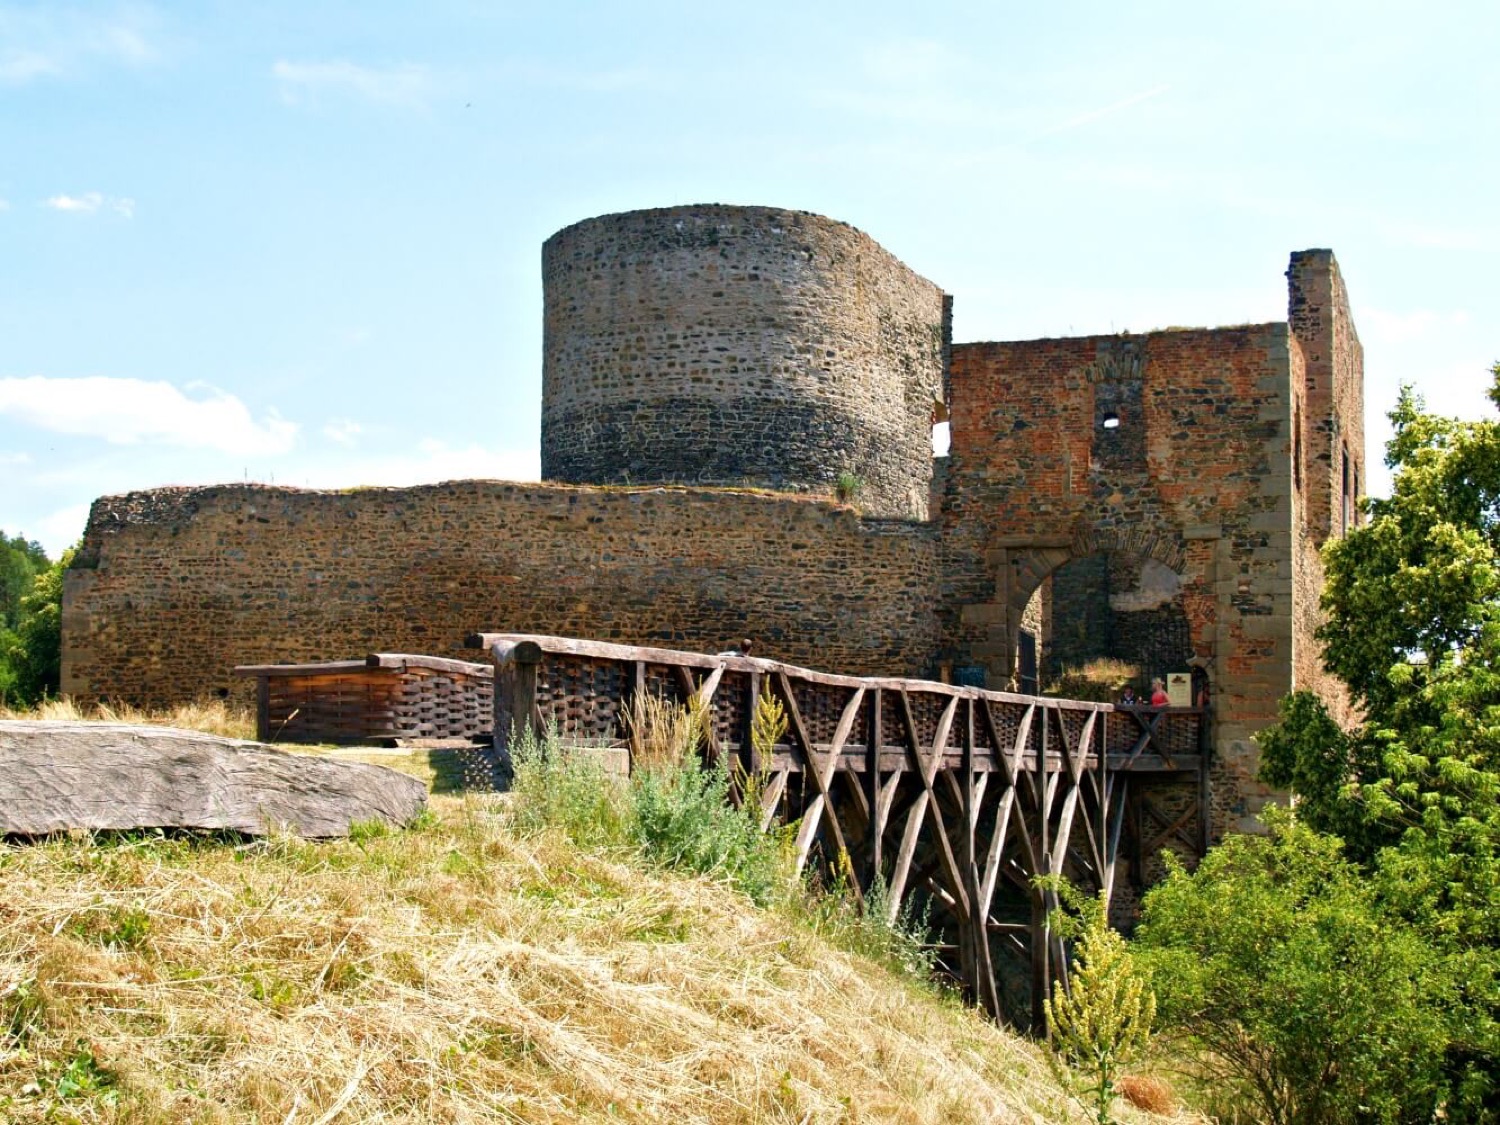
[797,873,936,984]
[1043,658,1142,703]
[629,754,789,907]
[1133,811,1451,1125]
[834,471,862,504]
[509,724,628,850]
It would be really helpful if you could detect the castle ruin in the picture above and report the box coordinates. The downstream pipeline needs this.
[61,204,1364,833]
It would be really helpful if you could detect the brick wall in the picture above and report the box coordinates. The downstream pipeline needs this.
[939,325,1298,833]
[62,482,941,706]
[541,205,947,519]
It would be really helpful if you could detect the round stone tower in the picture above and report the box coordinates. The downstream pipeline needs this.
[540,204,948,519]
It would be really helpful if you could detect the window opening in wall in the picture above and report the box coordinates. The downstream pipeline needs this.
[932,420,951,456]
[1350,444,1362,534]
[1101,412,1120,430]
[1293,404,1303,492]
[1353,466,1361,527]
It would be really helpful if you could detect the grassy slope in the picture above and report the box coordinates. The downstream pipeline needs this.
[0,714,1167,1124]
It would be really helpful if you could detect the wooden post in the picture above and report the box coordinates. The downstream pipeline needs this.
[255,674,270,742]
[743,671,762,780]
[865,687,883,892]
[487,640,542,784]
[1031,703,1053,1030]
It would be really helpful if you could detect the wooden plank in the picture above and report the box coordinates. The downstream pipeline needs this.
[365,653,493,677]
[233,660,370,677]
[865,688,884,886]
[885,789,929,924]
[758,771,788,833]
[463,632,1177,712]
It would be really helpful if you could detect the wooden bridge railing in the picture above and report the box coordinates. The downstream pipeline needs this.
[468,632,1209,1029]
[234,654,493,745]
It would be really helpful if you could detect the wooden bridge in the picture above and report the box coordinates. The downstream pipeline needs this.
[468,632,1210,1028]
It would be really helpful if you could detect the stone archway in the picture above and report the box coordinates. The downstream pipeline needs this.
[996,527,1191,691]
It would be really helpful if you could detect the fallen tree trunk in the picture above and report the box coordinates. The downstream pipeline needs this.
[0,721,428,838]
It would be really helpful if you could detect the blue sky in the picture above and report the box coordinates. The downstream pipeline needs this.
[2,0,1496,558]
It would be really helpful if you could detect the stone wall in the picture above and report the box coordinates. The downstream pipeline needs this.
[1288,252,1363,726]
[938,325,1298,834]
[62,482,940,707]
[540,205,947,519]
[1044,552,1192,683]
[1289,250,1365,544]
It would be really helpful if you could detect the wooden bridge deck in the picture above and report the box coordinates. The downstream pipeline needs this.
[469,632,1209,1029]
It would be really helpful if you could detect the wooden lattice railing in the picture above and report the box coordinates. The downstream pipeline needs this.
[468,632,1209,1028]
[234,654,493,745]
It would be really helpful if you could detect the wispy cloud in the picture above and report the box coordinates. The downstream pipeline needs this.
[0,4,162,85]
[0,450,31,466]
[42,191,135,217]
[0,198,9,211]
[297,439,539,489]
[272,59,431,106]
[1032,83,1170,140]
[36,502,90,556]
[0,376,297,456]
[322,418,362,447]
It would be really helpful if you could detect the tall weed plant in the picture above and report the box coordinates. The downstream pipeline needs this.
[511,711,791,907]
[510,701,937,988]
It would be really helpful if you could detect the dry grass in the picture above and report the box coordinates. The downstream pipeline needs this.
[1118,1075,1177,1115]
[0,707,1197,1123]
[623,691,707,772]
[0,698,254,741]
[0,796,1129,1124]
[1043,659,1143,704]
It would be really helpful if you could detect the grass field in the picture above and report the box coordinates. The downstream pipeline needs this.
[0,706,1186,1123]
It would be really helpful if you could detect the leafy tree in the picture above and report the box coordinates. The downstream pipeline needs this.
[0,531,48,630]
[0,547,71,705]
[1254,364,1500,1117]
[1134,811,1451,1125]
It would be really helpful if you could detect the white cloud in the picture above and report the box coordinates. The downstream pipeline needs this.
[0,450,31,466]
[0,5,162,86]
[297,439,539,490]
[44,191,102,213]
[272,59,430,106]
[36,502,91,556]
[0,198,9,211]
[41,191,133,217]
[0,376,298,456]
[323,418,362,447]
[1360,307,1471,345]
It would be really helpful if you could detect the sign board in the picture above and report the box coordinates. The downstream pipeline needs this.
[1166,672,1193,708]
[953,665,987,689]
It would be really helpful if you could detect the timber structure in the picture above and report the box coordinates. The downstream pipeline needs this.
[468,632,1208,1028]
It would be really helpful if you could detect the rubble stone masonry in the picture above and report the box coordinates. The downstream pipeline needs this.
[63,482,940,707]
[541,205,947,520]
[61,206,1364,839]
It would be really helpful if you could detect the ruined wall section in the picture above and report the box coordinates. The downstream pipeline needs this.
[1288,250,1365,544]
[541,205,947,519]
[939,325,1297,832]
[62,482,940,707]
